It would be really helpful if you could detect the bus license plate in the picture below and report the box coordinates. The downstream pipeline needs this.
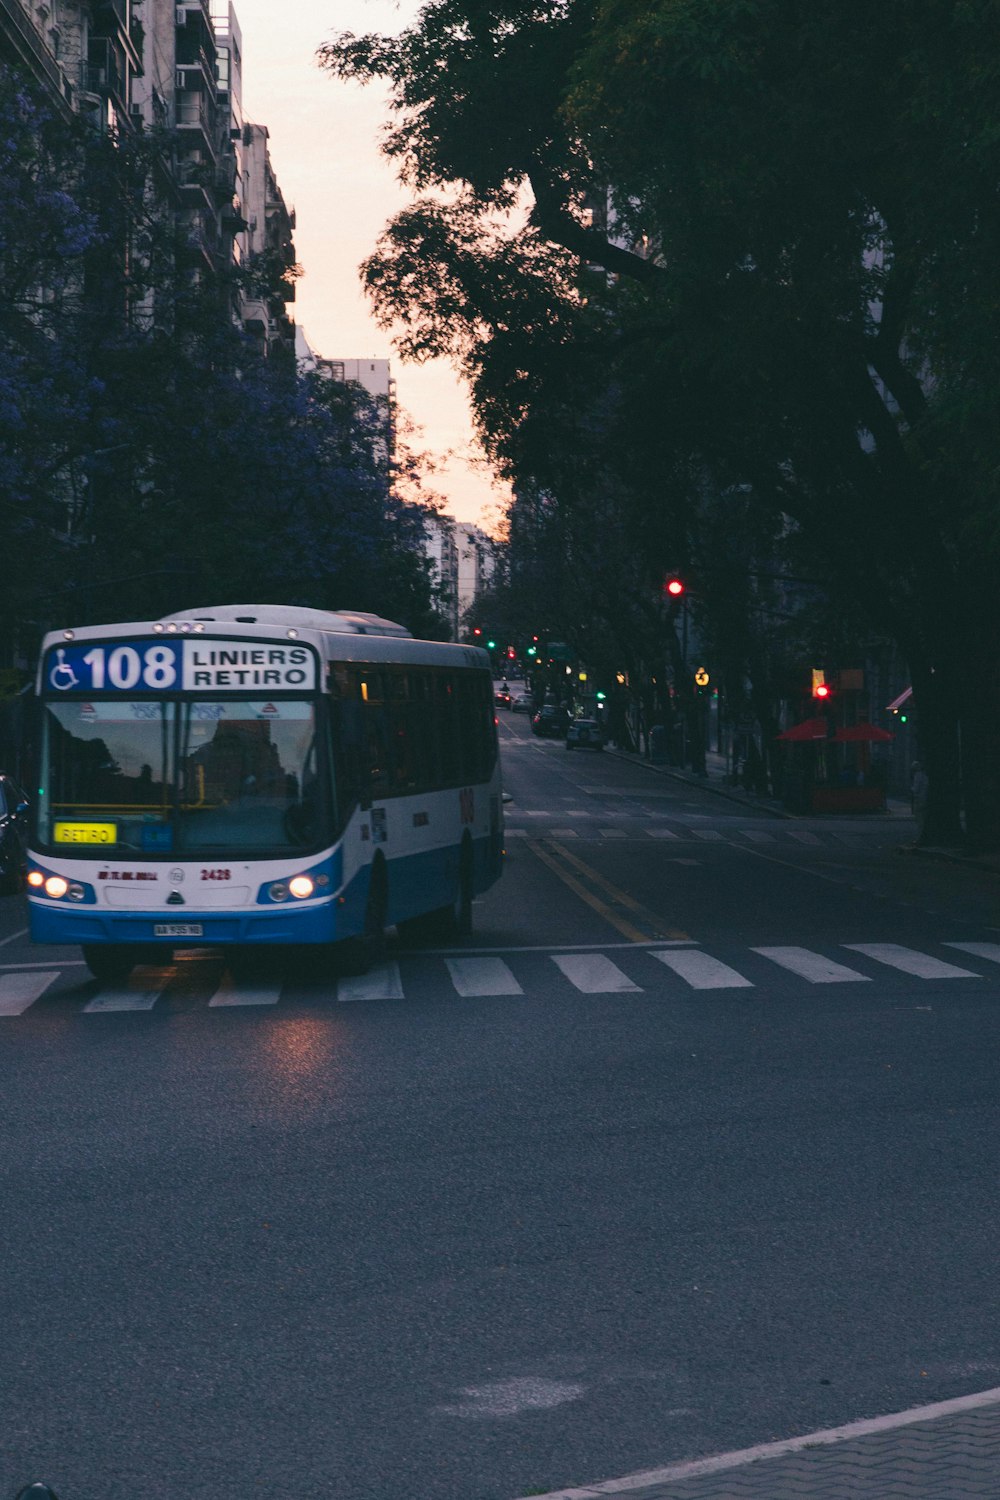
[154,923,204,937]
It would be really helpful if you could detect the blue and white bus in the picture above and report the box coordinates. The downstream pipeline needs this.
[27,605,503,981]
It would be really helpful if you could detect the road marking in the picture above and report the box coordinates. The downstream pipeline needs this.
[0,926,29,948]
[512,1385,1000,1499]
[336,961,404,1003]
[0,971,59,1015]
[527,840,656,944]
[550,828,580,838]
[788,830,822,844]
[752,946,871,983]
[598,828,628,839]
[552,953,641,993]
[544,838,690,942]
[945,942,1000,966]
[843,943,980,979]
[446,957,523,996]
[84,967,174,1012]
[650,949,753,989]
[739,829,776,843]
[692,829,724,840]
[209,976,282,1007]
[646,828,680,839]
[0,959,89,971]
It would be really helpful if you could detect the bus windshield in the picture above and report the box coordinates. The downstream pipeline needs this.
[37,698,330,858]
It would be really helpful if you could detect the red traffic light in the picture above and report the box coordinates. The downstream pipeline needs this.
[665,577,685,598]
[473,627,482,636]
[813,682,832,699]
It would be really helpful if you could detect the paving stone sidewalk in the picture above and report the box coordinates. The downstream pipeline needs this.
[518,1390,1000,1499]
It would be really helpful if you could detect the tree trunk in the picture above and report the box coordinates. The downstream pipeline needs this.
[909,660,963,847]
[959,657,1000,853]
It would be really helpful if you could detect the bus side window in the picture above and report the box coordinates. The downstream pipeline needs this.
[409,671,435,791]
[437,674,460,786]
[386,669,417,793]
[363,672,392,801]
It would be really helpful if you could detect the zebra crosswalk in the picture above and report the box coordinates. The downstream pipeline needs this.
[504,821,894,848]
[1,939,1000,1018]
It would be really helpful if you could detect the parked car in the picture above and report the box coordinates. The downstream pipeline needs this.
[494,684,512,708]
[0,774,29,891]
[565,717,604,751]
[531,704,570,738]
[511,692,534,714]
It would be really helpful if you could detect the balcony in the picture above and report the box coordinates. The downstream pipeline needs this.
[175,96,219,158]
[83,38,126,107]
[91,0,142,71]
[0,0,74,112]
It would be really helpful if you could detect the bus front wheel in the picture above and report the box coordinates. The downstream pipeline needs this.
[337,859,388,976]
[82,945,135,983]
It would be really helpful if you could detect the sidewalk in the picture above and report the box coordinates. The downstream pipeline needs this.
[603,743,914,821]
[602,744,1000,877]
[517,1388,1000,1498]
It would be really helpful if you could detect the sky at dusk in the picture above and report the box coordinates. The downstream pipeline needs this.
[232,0,509,534]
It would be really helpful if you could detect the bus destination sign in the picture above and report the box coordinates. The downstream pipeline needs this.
[45,638,317,695]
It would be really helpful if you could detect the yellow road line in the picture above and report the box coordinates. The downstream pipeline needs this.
[529,838,691,943]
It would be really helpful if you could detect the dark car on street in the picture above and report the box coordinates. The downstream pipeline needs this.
[531,704,570,738]
[494,685,512,708]
[565,717,604,751]
[0,774,29,891]
[511,692,534,714]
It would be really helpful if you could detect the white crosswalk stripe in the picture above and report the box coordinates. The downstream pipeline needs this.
[843,943,980,979]
[446,957,523,996]
[599,828,628,839]
[337,962,404,1003]
[552,953,641,993]
[209,975,282,1007]
[646,828,680,839]
[693,829,724,841]
[0,971,59,1016]
[788,830,822,844]
[753,946,870,984]
[84,967,174,1012]
[650,949,753,989]
[944,942,1000,966]
[740,830,776,843]
[6,939,1000,1018]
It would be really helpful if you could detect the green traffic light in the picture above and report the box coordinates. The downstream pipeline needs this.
[526,646,537,656]
[595,691,606,700]
[487,639,496,650]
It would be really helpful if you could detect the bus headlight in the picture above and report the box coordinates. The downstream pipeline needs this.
[288,875,315,899]
[269,882,289,902]
[67,882,86,902]
[44,876,69,898]
[27,870,44,888]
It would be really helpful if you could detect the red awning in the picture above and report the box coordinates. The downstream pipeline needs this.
[776,717,830,741]
[835,723,894,743]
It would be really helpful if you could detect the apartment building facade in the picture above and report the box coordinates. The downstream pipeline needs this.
[0,0,294,343]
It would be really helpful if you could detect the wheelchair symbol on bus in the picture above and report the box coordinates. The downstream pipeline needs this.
[50,648,80,691]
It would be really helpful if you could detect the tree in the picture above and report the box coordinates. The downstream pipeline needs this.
[321,0,1000,848]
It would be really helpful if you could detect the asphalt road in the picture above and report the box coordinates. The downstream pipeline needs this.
[2,712,1000,1500]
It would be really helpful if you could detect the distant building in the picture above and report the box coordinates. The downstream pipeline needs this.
[240,122,297,358]
[421,515,495,640]
[297,334,396,474]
